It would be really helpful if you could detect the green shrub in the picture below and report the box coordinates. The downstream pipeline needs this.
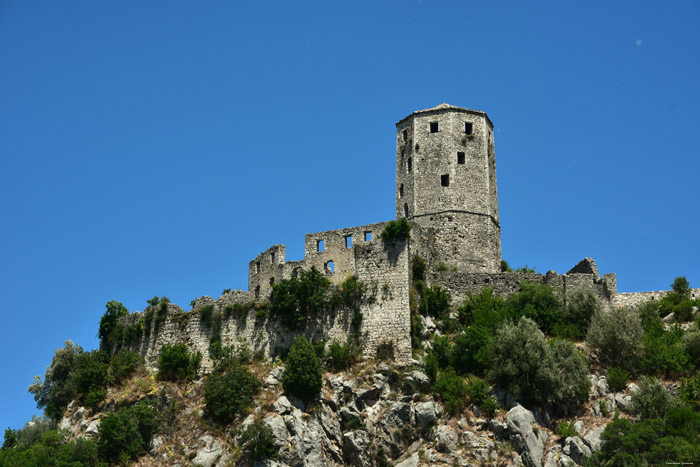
[428,336,452,370]
[631,376,678,420]
[157,344,201,382]
[109,350,144,383]
[0,426,103,467]
[419,285,452,320]
[269,267,332,329]
[671,276,691,298]
[240,420,279,463]
[336,275,366,310]
[466,376,490,405]
[562,288,600,338]
[556,420,577,439]
[412,255,426,282]
[154,298,169,334]
[489,318,589,414]
[380,217,412,241]
[641,324,691,376]
[73,351,110,405]
[607,367,629,392]
[83,389,107,410]
[684,331,700,367]
[325,340,359,372]
[143,309,154,338]
[507,281,563,334]
[281,336,323,402]
[586,306,643,369]
[204,357,261,424]
[433,368,468,415]
[480,397,499,417]
[679,374,700,410]
[199,304,215,327]
[457,287,508,328]
[424,352,438,384]
[500,260,512,272]
[98,300,129,354]
[98,401,158,464]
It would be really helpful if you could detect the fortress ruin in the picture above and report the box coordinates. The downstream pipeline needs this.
[118,104,695,368]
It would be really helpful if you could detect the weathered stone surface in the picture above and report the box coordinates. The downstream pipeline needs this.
[583,426,606,452]
[265,366,284,387]
[415,401,441,428]
[395,452,420,467]
[596,377,609,397]
[192,435,222,467]
[563,436,592,464]
[342,430,371,466]
[567,257,600,280]
[273,395,292,415]
[85,419,100,438]
[149,435,163,455]
[411,370,431,393]
[614,392,632,412]
[432,425,458,452]
[507,405,545,467]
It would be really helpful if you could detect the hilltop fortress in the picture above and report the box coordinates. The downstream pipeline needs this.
[119,104,697,368]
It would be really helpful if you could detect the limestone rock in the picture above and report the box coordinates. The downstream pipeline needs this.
[395,452,420,467]
[149,435,163,456]
[411,370,431,393]
[507,405,545,467]
[273,395,292,415]
[432,425,458,453]
[415,401,441,428]
[614,392,632,412]
[192,435,222,467]
[265,366,284,387]
[583,426,606,452]
[85,419,100,438]
[563,436,592,464]
[596,377,609,397]
[342,430,371,466]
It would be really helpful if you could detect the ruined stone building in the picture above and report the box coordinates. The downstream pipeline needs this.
[125,104,689,368]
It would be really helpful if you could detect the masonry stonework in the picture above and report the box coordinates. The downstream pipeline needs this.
[113,104,682,367]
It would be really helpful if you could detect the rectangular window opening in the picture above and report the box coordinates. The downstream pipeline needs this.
[255,285,260,299]
[325,261,335,274]
[345,235,352,248]
[407,157,412,172]
[270,251,276,264]
[317,240,324,252]
[457,152,465,164]
[255,260,261,273]
[430,122,439,133]
[399,183,404,198]
[441,174,450,187]
[269,277,275,286]
[465,122,473,135]
[404,203,409,217]
[364,231,372,241]
[402,129,408,141]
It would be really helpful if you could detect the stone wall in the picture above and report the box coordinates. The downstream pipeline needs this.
[612,288,700,309]
[427,268,617,309]
[122,238,412,371]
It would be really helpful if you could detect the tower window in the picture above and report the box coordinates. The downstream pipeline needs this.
[317,240,324,252]
[269,277,275,286]
[457,152,465,164]
[407,157,412,172]
[399,183,404,198]
[404,203,409,217]
[465,122,473,135]
[345,235,352,248]
[364,231,372,241]
[271,251,276,264]
[255,260,260,273]
[325,261,335,274]
[402,129,408,141]
[430,122,439,133]
[441,174,450,187]
[255,285,260,298]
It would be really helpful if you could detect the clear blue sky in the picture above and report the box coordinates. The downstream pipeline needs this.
[1,1,698,431]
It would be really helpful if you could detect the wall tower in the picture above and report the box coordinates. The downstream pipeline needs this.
[396,103,501,272]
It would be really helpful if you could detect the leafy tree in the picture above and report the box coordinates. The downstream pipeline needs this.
[560,288,600,338]
[433,368,468,415]
[204,357,261,424]
[488,317,588,413]
[157,343,201,382]
[98,401,157,464]
[506,281,563,334]
[28,341,82,421]
[586,306,643,370]
[325,340,360,372]
[281,336,323,402]
[671,276,691,298]
[240,420,279,463]
[109,349,144,383]
[98,300,128,354]
[380,217,412,241]
[631,376,678,420]
[269,267,332,329]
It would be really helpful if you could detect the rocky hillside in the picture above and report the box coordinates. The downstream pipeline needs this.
[51,356,647,467]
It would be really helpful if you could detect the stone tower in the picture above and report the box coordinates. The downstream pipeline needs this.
[396,103,501,273]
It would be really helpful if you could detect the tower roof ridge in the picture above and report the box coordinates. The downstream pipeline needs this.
[396,103,492,127]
